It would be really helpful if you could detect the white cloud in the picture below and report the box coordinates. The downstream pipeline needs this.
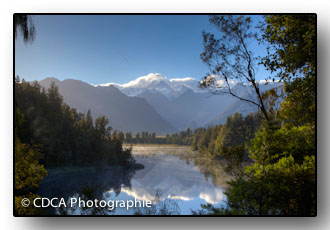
[167,195,193,201]
[199,189,225,204]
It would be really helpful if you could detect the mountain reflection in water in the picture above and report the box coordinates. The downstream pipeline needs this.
[39,145,231,215]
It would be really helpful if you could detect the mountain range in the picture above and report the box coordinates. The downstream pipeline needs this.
[39,77,177,134]
[39,73,282,134]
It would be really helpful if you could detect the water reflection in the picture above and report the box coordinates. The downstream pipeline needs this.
[110,145,231,214]
[38,167,136,215]
[38,145,231,215]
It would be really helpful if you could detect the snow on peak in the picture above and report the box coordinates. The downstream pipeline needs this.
[95,73,281,100]
[96,73,201,100]
[170,77,195,82]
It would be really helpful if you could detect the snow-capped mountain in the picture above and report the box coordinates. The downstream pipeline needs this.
[37,73,283,134]
[92,73,283,131]
[96,73,202,100]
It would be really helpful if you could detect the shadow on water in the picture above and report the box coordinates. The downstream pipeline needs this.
[38,166,138,215]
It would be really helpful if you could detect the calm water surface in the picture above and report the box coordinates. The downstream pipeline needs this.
[39,145,231,215]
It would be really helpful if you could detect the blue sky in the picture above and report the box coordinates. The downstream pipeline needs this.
[15,15,269,85]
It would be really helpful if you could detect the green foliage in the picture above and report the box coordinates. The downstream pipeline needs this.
[14,108,47,215]
[15,77,134,168]
[197,119,315,215]
[261,15,316,80]
[189,112,263,178]
[15,140,47,191]
[249,122,314,164]
[280,77,315,127]
[15,193,43,215]
[240,120,315,215]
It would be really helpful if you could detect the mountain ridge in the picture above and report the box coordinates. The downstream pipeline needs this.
[39,78,178,134]
[38,74,283,133]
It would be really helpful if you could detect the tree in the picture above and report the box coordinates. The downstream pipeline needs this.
[14,14,36,44]
[260,14,316,126]
[15,78,135,169]
[260,15,316,81]
[240,119,315,215]
[197,15,316,216]
[14,109,47,215]
[125,132,132,143]
[118,131,125,143]
[200,15,270,120]
[95,115,111,139]
[280,77,315,127]
[135,133,140,142]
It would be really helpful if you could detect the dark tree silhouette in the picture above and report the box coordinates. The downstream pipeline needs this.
[14,14,36,44]
[200,15,270,121]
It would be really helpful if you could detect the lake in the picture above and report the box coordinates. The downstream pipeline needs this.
[39,145,231,215]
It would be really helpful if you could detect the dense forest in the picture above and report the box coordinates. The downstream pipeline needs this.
[191,112,263,176]
[122,129,193,145]
[14,78,137,215]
